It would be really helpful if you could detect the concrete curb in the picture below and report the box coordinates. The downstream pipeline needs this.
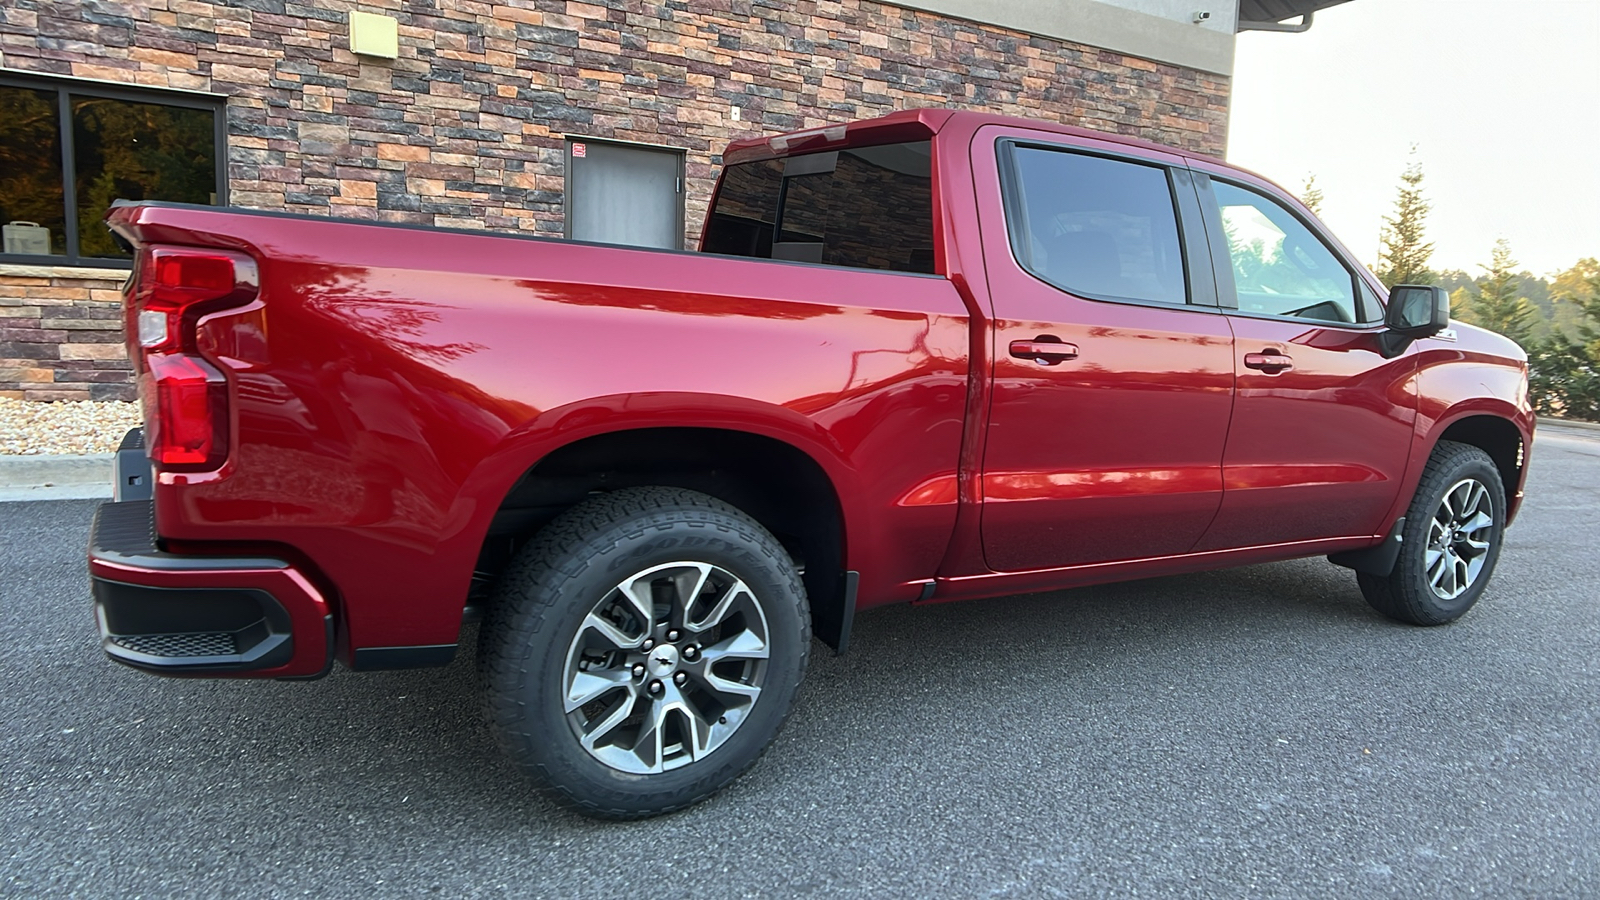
[0,454,113,502]
[1539,416,1600,434]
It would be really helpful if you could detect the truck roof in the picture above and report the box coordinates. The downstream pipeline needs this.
[720,107,1223,166]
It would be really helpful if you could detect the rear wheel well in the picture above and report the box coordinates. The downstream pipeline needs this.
[475,427,848,648]
[1437,415,1523,499]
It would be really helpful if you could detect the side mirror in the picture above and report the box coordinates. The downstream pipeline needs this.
[1385,284,1449,337]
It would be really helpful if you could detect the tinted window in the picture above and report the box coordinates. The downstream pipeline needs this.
[0,75,222,265]
[1006,147,1187,305]
[1211,181,1359,324]
[0,85,66,257]
[72,96,218,259]
[702,141,935,274]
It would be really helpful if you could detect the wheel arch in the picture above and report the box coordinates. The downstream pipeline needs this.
[467,402,858,651]
[1426,408,1531,524]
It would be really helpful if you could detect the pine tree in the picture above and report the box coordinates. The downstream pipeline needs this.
[1449,286,1475,324]
[1375,151,1435,288]
[1529,258,1600,421]
[1300,173,1324,218]
[1469,239,1536,346]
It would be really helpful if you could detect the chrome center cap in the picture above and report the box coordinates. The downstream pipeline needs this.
[646,643,679,677]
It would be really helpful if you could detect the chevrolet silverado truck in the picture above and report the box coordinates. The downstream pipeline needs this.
[89,109,1534,818]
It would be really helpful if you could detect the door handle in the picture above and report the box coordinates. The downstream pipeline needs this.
[1243,351,1293,373]
[1009,339,1079,365]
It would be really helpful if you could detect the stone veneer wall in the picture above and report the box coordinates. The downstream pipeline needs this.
[0,266,130,401]
[0,0,1230,400]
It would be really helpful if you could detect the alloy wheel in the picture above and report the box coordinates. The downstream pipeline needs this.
[1424,477,1496,601]
[562,561,771,774]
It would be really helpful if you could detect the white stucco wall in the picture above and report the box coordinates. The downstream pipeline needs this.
[892,0,1239,74]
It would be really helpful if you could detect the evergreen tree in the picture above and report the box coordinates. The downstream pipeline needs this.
[1552,258,1600,345]
[1529,258,1600,421]
[1449,286,1475,324]
[1374,151,1435,288]
[1469,239,1536,346]
[1299,173,1324,218]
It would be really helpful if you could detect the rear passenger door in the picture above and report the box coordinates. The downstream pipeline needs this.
[1186,166,1418,551]
[972,128,1236,571]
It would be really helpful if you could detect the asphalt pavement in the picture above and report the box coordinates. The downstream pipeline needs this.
[3,428,1598,898]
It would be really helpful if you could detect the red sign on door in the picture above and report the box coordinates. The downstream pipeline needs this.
[572,142,587,158]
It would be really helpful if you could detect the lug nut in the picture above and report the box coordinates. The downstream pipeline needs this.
[666,628,681,642]
[648,679,663,694]
[673,671,687,686]
[682,644,699,661]
[642,638,655,651]
[631,663,646,679]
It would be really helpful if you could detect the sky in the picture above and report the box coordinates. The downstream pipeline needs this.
[1227,0,1600,278]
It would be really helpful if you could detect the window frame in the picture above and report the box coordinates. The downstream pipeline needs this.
[0,70,228,269]
[1193,171,1385,327]
[996,138,1217,312]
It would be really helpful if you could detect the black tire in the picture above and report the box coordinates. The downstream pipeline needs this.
[1357,440,1506,625]
[480,486,810,819]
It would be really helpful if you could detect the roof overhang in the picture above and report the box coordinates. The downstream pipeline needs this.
[1237,0,1352,33]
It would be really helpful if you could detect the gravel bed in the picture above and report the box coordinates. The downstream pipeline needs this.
[0,399,142,456]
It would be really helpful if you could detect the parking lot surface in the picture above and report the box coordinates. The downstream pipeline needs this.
[4,427,1597,898]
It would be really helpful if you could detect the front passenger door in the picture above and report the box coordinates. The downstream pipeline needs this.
[1189,169,1418,551]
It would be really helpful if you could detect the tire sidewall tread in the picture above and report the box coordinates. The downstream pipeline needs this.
[1359,440,1506,626]
[480,486,810,819]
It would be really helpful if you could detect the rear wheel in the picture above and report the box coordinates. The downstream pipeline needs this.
[1357,440,1506,625]
[480,487,809,818]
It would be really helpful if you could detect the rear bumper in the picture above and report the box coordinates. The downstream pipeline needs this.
[88,496,333,679]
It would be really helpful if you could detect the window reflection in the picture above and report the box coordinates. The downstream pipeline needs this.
[1213,181,1357,324]
[0,86,66,256]
[72,96,217,258]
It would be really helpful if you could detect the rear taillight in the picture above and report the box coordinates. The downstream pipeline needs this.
[129,247,259,471]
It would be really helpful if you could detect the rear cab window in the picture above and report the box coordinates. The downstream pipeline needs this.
[702,141,935,274]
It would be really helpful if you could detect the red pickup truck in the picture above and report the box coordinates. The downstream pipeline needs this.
[90,109,1533,817]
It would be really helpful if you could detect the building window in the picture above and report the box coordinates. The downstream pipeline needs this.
[0,72,225,267]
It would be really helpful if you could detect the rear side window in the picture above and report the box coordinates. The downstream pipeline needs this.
[1004,146,1188,306]
[702,141,935,274]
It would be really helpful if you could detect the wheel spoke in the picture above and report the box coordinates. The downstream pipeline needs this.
[1460,483,1489,524]
[701,628,770,663]
[1428,549,1452,594]
[579,691,636,751]
[669,563,714,618]
[616,574,659,632]
[686,579,753,633]
[704,670,762,702]
[581,612,642,651]
[565,666,633,713]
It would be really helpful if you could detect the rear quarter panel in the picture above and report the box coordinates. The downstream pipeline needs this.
[116,207,970,654]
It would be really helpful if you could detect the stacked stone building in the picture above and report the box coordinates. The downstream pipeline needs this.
[0,0,1278,400]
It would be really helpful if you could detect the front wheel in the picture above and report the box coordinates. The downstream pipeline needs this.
[1357,440,1507,625]
[480,487,810,818]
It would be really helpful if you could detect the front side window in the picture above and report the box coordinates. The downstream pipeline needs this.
[1004,146,1188,306]
[702,141,935,274]
[0,75,223,265]
[1211,180,1360,324]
